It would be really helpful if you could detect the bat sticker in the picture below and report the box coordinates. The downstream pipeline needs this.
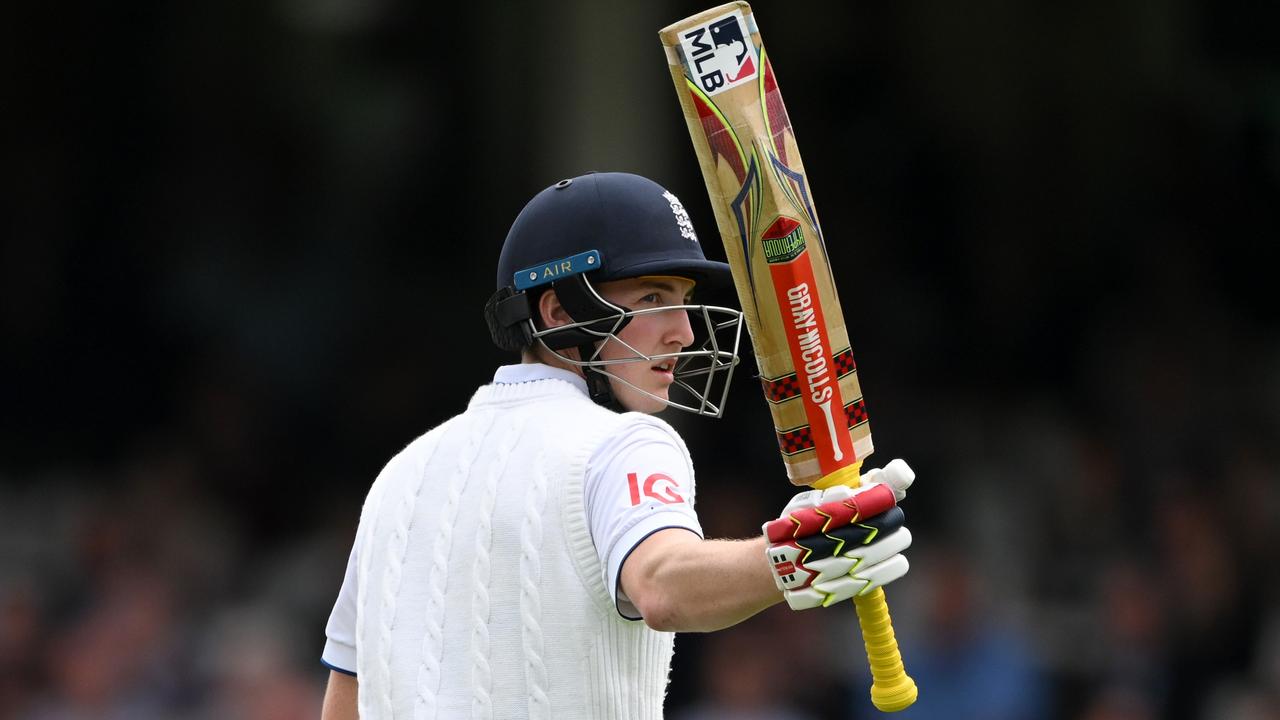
[678,10,757,95]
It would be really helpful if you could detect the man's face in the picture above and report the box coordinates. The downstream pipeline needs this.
[594,275,697,413]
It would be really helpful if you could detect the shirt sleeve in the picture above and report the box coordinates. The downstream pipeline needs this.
[585,419,702,620]
[321,535,359,676]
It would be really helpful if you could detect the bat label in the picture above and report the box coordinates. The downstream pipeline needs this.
[677,11,757,95]
[763,216,855,473]
[762,213,807,263]
[786,284,833,405]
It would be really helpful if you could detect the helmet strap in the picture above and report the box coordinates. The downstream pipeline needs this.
[579,342,624,412]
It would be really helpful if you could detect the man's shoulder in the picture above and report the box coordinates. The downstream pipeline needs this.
[591,411,691,458]
[616,411,683,438]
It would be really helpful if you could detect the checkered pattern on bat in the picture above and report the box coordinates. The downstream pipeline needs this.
[761,348,858,403]
[775,397,869,455]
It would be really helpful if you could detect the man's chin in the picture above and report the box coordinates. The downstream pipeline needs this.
[618,387,669,414]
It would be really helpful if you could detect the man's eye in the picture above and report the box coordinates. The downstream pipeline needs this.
[639,293,661,304]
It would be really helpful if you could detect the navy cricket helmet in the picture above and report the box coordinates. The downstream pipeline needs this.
[489,171,733,350]
[496,172,731,294]
[484,171,743,417]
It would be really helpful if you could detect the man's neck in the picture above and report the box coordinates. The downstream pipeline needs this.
[523,347,585,379]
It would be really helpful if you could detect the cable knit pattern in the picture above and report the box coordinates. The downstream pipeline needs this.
[520,446,551,720]
[413,411,495,720]
[356,428,448,720]
[469,416,525,719]
[374,467,419,719]
[352,369,681,719]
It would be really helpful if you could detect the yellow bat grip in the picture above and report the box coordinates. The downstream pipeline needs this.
[854,588,917,712]
[813,463,917,712]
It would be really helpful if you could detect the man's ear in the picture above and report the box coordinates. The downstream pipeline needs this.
[537,289,573,329]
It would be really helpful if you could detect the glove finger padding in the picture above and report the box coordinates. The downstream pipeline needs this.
[773,528,912,610]
[859,458,916,502]
[764,458,917,612]
[791,507,905,564]
[812,542,910,607]
[764,484,897,545]
[765,508,907,590]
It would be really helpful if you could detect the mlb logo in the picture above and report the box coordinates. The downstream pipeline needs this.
[678,10,757,95]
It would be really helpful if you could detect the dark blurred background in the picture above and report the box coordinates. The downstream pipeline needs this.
[4,0,1279,718]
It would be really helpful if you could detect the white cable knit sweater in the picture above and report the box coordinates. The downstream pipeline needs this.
[353,373,680,719]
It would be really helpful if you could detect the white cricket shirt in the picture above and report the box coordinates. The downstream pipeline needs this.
[322,363,703,676]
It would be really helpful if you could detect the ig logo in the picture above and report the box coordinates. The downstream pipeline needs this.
[627,472,685,506]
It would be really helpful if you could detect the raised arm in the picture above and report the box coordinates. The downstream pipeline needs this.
[620,529,780,632]
[621,459,915,633]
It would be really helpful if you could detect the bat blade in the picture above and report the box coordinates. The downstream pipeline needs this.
[659,2,871,488]
[661,4,918,712]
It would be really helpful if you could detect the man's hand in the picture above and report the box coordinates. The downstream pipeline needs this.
[763,459,915,610]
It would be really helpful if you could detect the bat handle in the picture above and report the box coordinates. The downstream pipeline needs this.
[815,461,917,711]
[853,587,917,712]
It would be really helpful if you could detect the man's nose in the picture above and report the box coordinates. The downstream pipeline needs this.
[667,308,696,348]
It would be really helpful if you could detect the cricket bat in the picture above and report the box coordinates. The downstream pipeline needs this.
[660,3,917,712]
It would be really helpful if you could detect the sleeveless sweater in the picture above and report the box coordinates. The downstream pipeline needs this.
[354,374,683,719]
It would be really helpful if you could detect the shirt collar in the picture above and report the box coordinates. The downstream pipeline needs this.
[493,363,589,396]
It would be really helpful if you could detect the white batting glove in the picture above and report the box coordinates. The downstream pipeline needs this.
[763,459,915,610]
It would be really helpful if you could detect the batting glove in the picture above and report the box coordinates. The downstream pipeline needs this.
[764,459,914,610]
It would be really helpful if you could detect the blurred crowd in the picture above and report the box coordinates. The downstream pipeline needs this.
[6,0,1278,718]
[3,284,1277,720]
[0,443,337,720]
